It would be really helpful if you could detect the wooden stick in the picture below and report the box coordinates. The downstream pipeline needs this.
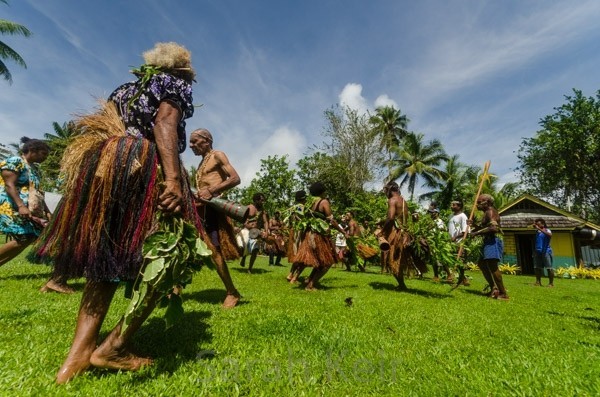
[457,160,491,259]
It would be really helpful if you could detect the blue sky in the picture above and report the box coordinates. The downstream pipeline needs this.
[2,0,599,199]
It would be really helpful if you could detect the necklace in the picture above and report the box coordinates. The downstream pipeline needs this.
[196,150,214,186]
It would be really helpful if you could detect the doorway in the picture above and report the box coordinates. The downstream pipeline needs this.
[516,234,535,275]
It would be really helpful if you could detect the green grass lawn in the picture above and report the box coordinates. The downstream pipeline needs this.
[1,251,599,396]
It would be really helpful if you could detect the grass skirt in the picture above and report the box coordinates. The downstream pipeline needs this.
[286,229,299,262]
[293,230,337,268]
[217,213,241,261]
[33,103,201,281]
[385,227,427,277]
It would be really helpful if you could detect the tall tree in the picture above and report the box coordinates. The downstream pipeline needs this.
[311,105,381,208]
[241,155,299,213]
[388,132,448,201]
[517,89,600,222]
[296,151,352,213]
[369,105,409,181]
[420,154,479,209]
[0,0,32,84]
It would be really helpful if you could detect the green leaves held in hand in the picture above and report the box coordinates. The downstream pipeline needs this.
[122,212,213,335]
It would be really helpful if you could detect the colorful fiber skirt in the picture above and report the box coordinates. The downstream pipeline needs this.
[34,104,200,282]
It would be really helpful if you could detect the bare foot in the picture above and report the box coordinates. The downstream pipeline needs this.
[90,346,153,372]
[222,291,241,309]
[41,279,75,294]
[56,356,92,384]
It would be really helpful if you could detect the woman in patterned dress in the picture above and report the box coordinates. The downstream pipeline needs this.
[0,137,71,292]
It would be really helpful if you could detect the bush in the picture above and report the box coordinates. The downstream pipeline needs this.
[555,266,600,280]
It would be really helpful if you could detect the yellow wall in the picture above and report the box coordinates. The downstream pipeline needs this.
[552,232,574,257]
[503,234,516,256]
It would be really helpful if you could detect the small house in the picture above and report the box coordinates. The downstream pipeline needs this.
[499,194,600,274]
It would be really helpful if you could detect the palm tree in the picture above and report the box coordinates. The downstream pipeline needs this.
[369,106,409,181]
[388,132,448,201]
[41,121,78,191]
[420,154,479,209]
[1,0,32,84]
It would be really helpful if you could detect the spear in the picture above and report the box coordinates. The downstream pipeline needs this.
[452,160,491,289]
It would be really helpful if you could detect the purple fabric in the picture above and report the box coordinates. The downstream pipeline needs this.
[108,72,194,153]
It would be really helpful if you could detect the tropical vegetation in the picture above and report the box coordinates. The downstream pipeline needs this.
[0,0,31,84]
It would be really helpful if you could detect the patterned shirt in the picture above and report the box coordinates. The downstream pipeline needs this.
[0,156,43,236]
[108,72,194,153]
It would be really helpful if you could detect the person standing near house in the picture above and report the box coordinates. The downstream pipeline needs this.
[533,218,554,287]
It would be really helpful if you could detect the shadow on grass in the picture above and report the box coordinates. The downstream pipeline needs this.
[548,309,600,332]
[231,267,271,275]
[0,272,50,281]
[184,288,250,307]
[368,281,453,299]
[90,310,213,382]
[456,288,492,299]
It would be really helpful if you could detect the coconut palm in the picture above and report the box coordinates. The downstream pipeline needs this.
[369,106,409,181]
[41,121,78,191]
[388,132,448,201]
[419,154,479,209]
[1,0,32,84]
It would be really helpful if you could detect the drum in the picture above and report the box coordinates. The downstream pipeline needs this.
[248,228,261,239]
[378,236,390,252]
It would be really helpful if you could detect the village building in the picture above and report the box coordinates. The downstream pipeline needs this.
[499,194,600,274]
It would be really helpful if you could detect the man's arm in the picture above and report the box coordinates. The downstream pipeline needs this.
[471,209,498,236]
[154,101,183,213]
[198,151,241,200]
[212,151,240,194]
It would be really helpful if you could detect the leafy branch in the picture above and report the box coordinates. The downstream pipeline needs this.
[122,212,213,334]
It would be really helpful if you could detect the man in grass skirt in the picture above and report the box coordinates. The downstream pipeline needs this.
[33,42,201,383]
[190,128,242,307]
[382,181,427,290]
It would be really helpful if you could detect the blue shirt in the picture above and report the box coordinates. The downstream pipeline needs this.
[535,228,551,254]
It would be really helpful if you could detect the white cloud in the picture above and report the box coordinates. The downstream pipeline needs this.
[234,126,307,186]
[374,95,399,110]
[339,83,369,114]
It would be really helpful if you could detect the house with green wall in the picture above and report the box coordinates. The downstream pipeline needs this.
[499,194,600,274]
